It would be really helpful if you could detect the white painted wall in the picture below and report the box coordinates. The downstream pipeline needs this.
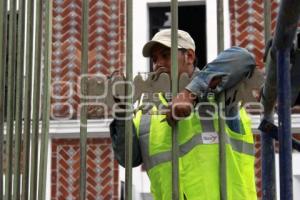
[119,166,150,200]
[276,153,300,200]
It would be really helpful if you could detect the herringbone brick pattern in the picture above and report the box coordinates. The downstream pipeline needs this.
[52,138,119,200]
[51,0,125,120]
[229,0,280,69]
[271,0,280,32]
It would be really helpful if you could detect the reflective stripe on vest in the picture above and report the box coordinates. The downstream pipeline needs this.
[139,114,254,171]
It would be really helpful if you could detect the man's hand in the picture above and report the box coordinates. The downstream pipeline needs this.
[166,89,197,125]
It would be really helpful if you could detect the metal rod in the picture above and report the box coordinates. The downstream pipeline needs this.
[171,0,179,199]
[277,49,293,200]
[0,0,8,198]
[21,0,34,198]
[12,0,26,198]
[261,131,276,199]
[218,93,227,200]
[37,0,52,198]
[125,0,133,198]
[216,0,226,199]
[79,0,89,199]
[5,0,18,198]
[217,0,224,53]
[263,0,272,43]
[273,0,300,50]
[261,0,300,199]
[29,0,44,198]
[261,0,276,199]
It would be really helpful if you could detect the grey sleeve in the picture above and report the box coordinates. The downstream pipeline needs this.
[186,47,256,98]
[109,119,143,168]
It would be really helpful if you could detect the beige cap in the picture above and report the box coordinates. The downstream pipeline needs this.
[142,29,196,57]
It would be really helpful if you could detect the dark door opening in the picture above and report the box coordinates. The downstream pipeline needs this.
[149,5,206,70]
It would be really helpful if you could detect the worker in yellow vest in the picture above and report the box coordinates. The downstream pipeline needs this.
[110,29,257,200]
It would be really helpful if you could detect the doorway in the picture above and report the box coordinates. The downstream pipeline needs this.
[149,5,206,70]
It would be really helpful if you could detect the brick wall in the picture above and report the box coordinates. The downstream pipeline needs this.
[51,0,125,120]
[50,0,124,199]
[229,0,279,68]
[51,138,119,200]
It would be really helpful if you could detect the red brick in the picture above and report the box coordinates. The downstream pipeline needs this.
[237,30,249,42]
[252,2,263,14]
[60,0,76,8]
[236,0,247,6]
[252,36,264,47]
[101,167,111,178]
[252,48,264,58]
[100,148,111,160]
[59,148,70,160]
[52,138,118,199]
[100,157,112,168]
[252,23,264,35]
[87,166,97,177]
[87,176,97,187]
[51,0,124,118]
[237,3,249,15]
[59,186,69,198]
[51,185,57,197]
[101,184,112,196]
[237,12,249,25]
[102,175,112,186]
[237,21,249,33]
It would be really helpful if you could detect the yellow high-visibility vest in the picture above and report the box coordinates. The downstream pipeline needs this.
[133,94,257,200]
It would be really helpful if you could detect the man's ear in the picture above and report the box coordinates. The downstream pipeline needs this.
[186,49,195,65]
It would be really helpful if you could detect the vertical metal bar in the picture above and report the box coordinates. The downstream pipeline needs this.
[125,0,133,198]
[22,0,34,198]
[264,0,271,42]
[261,126,276,200]
[5,0,18,198]
[0,0,8,198]
[29,0,44,198]
[264,0,300,199]
[170,0,179,199]
[217,0,224,53]
[37,0,52,198]
[217,93,226,200]
[277,49,293,200]
[261,1,276,199]
[12,0,26,198]
[216,0,226,199]
[79,0,89,199]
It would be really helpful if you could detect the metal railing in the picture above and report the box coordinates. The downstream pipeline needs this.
[1,0,299,200]
[125,0,134,199]
[260,0,300,199]
[0,0,8,197]
[216,1,227,200]
[0,0,52,199]
[79,0,89,199]
[261,1,277,199]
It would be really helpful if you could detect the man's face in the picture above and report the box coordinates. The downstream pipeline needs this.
[150,43,195,77]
